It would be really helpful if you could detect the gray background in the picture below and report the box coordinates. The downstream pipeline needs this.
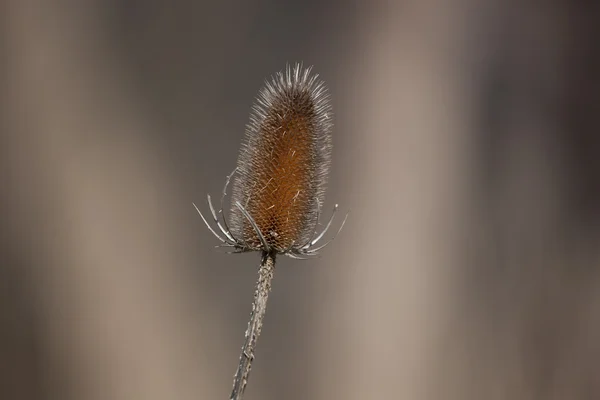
[2,0,600,399]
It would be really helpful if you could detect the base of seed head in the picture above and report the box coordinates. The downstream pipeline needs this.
[193,168,348,259]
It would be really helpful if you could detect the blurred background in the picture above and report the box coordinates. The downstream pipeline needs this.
[2,0,599,399]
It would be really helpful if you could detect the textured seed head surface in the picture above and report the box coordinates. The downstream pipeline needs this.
[229,64,333,252]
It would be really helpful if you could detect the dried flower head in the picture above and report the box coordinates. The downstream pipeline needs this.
[195,63,346,259]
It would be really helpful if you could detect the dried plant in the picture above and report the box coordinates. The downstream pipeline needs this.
[194,64,347,400]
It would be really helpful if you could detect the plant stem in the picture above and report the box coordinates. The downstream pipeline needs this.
[230,250,276,400]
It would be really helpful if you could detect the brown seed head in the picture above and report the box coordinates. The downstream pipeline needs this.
[229,64,333,253]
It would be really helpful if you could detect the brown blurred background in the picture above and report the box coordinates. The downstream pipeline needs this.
[2,0,599,399]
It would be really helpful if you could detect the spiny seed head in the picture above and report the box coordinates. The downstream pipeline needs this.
[229,63,333,253]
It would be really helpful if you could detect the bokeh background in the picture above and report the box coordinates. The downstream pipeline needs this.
[2,1,599,399]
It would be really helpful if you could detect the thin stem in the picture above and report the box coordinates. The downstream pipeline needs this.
[230,250,276,400]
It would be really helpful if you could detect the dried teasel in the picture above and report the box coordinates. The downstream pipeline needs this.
[194,63,347,400]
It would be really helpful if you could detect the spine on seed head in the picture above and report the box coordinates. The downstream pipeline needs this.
[229,63,333,253]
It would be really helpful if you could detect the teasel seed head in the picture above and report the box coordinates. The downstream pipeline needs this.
[195,63,347,259]
[229,63,332,253]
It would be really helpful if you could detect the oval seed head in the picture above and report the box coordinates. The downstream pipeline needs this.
[229,64,333,253]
